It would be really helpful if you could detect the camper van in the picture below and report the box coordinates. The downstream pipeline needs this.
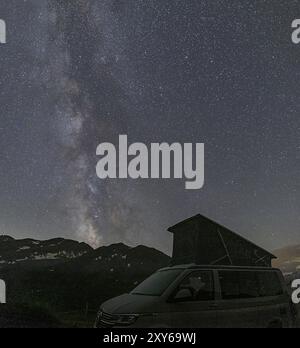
[95,215,297,328]
[95,265,296,328]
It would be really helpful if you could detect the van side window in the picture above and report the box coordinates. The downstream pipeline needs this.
[257,272,283,297]
[219,271,283,300]
[175,271,214,301]
[219,271,259,299]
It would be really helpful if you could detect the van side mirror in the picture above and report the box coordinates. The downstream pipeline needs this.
[173,287,193,302]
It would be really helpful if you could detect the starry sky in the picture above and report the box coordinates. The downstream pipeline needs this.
[0,0,299,254]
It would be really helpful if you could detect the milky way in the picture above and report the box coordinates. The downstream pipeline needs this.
[0,0,300,253]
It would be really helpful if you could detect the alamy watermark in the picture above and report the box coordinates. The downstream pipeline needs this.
[0,279,6,304]
[292,279,300,304]
[292,19,300,44]
[0,19,6,44]
[96,135,204,190]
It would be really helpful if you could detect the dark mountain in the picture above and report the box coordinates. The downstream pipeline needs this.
[0,235,92,265]
[0,237,170,315]
[66,243,170,274]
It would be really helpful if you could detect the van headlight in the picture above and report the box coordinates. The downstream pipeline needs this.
[115,314,139,326]
[95,310,139,328]
[95,310,155,328]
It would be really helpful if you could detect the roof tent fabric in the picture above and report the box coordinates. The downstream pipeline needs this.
[168,214,276,267]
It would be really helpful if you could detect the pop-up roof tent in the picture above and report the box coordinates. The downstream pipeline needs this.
[168,214,276,267]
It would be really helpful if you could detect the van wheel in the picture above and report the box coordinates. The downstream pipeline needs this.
[267,320,283,328]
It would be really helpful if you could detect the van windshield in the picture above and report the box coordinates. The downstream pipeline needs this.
[131,269,182,296]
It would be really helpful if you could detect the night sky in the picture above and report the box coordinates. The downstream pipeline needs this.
[0,0,300,254]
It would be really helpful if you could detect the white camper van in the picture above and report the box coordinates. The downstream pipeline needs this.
[95,265,296,328]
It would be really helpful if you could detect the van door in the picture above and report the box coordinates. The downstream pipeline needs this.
[216,270,289,328]
[256,271,292,327]
[165,270,217,328]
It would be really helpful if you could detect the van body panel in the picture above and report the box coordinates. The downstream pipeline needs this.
[101,294,160,315]
[214,296,291,328]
